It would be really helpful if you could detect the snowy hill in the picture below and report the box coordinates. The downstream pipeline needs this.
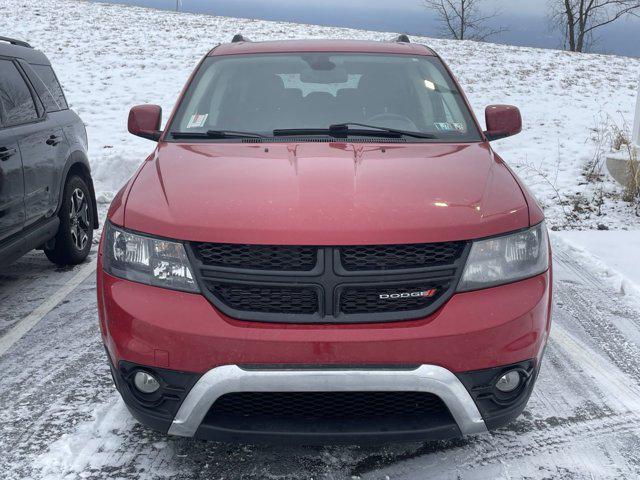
[4,0,640,229]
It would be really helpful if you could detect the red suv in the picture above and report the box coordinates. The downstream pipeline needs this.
[98,36,552,444]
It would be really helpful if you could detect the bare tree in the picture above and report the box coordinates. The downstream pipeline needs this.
[550,0,640,52]
[424,0,505,41]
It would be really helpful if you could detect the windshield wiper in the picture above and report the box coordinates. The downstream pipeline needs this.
[273,124,436,139]
[328,123,437,139]
[172,130,267,139]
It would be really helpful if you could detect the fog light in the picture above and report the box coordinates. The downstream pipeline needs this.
[134,371,160,394]
[495,370,521,393]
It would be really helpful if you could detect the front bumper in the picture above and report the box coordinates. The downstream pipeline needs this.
[98,268,551,374]
[109,357,539,444]
[99,257,551,443]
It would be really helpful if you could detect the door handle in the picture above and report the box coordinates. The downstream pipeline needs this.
[0,146,17,161]
[46,135,61,146]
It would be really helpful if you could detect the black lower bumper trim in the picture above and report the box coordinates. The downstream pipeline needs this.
[194,389,461,444]
[194,415,461,445]
[107,354,200,434]
[456,359,539,431]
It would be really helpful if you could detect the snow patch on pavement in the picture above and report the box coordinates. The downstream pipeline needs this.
[554,231,640,303]
[36,398,133,479]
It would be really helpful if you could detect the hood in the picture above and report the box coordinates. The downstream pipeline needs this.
[120,141,529,245]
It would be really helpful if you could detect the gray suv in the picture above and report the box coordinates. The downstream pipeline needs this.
[0,36,97,267]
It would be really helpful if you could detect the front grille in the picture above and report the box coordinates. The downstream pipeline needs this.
[209,391,447,420]
[205,282,319,315]
[193,243,317,271]
[340,242,465,271]
[340,283,449,314]
[189,242,469,323]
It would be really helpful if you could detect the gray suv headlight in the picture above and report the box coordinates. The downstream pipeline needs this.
[103,222,199,293]
[457,222,549,292]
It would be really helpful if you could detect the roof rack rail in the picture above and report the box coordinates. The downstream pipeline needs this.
[392,34,411,43]
[0,36,32,48]
[231,34,251,43]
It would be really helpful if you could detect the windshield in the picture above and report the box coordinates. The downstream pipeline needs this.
[168,53,482,141]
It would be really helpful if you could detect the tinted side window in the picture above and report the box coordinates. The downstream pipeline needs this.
[22,63,59,112]
[31,65,68,110]
[0,59,38,127]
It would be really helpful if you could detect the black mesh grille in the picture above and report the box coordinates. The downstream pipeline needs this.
[340,283,449,314]
[191,241,467,323]
[340,242,465,271]
[193,243,318,271]
[209,391,446,420]
[205,282,319,315]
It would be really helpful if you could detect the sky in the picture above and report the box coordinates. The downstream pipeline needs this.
[92,0,640,57]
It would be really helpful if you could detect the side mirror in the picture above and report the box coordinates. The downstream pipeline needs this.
[484,105,522,141]
[128,105,162,141]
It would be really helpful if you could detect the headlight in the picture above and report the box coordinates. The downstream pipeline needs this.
[103,222,199,293]
[457,222,549,292]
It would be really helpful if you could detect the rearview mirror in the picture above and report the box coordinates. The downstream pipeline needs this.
[128,105,162,141]
[484,105,522,141]
[300,67,348,84]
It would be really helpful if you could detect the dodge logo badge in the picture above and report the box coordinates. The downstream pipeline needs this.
[379,289,437,300]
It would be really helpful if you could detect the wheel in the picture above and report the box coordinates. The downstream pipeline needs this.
[45,175,94,265]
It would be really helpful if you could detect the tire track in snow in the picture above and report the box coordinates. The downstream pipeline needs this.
[353,412,640,479]
[551,323,640,411]
[553,246,640,382]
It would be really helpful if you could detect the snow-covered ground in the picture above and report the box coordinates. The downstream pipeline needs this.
[555,231,640,301]
[3,0,640,230]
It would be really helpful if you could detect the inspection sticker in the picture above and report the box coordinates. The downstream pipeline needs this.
[187,113,208,129]
[434,122,465,132]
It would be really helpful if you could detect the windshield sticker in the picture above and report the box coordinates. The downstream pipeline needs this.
[434,122,465,132]
[187,113,208,129]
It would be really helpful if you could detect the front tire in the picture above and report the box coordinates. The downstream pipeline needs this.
[45,175,94,265]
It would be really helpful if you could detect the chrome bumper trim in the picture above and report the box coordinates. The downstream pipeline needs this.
[168,364,488,437]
